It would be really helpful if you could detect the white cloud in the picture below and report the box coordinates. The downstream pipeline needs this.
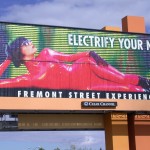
[0,0,150,33]
[80,136,97,145]
[0,0,150,32]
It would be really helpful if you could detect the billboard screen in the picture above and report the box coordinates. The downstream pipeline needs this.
[0,22,150,100]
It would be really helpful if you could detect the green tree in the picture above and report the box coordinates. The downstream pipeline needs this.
[54,147,60,150]
[38,147,45,150]
[70,144,76,150]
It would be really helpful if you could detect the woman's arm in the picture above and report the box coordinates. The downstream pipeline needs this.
[0,59,11,76]
[0,74,31,88]
[40,48,90,62]
[39,48,108,66]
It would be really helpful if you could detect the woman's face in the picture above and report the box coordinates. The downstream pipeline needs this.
[21,40,37,60]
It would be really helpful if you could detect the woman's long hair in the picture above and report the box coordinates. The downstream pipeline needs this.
[6,37,28,67]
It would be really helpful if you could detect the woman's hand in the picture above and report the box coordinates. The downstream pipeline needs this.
[89,51,108,66]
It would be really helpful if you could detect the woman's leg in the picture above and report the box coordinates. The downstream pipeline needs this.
[89,51,140,85]
[89,51,150,90]
[90,63,139,85]
[71,57,144,92]
[91,84,144,92]
[89,63,144,92]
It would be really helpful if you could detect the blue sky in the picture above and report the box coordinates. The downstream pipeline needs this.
[0,0,149,33]
[0,130,105,150]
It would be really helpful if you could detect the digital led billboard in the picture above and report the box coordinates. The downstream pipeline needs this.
[0,22,150,100]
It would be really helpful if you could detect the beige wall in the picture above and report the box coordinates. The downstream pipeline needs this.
[18,114,104,130]
[0,97,150,112]
[134,115,150,150]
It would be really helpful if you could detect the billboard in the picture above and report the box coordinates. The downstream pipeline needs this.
[0,22,150,100]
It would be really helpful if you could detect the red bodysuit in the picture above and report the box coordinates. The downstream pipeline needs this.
[0,48,144,92]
